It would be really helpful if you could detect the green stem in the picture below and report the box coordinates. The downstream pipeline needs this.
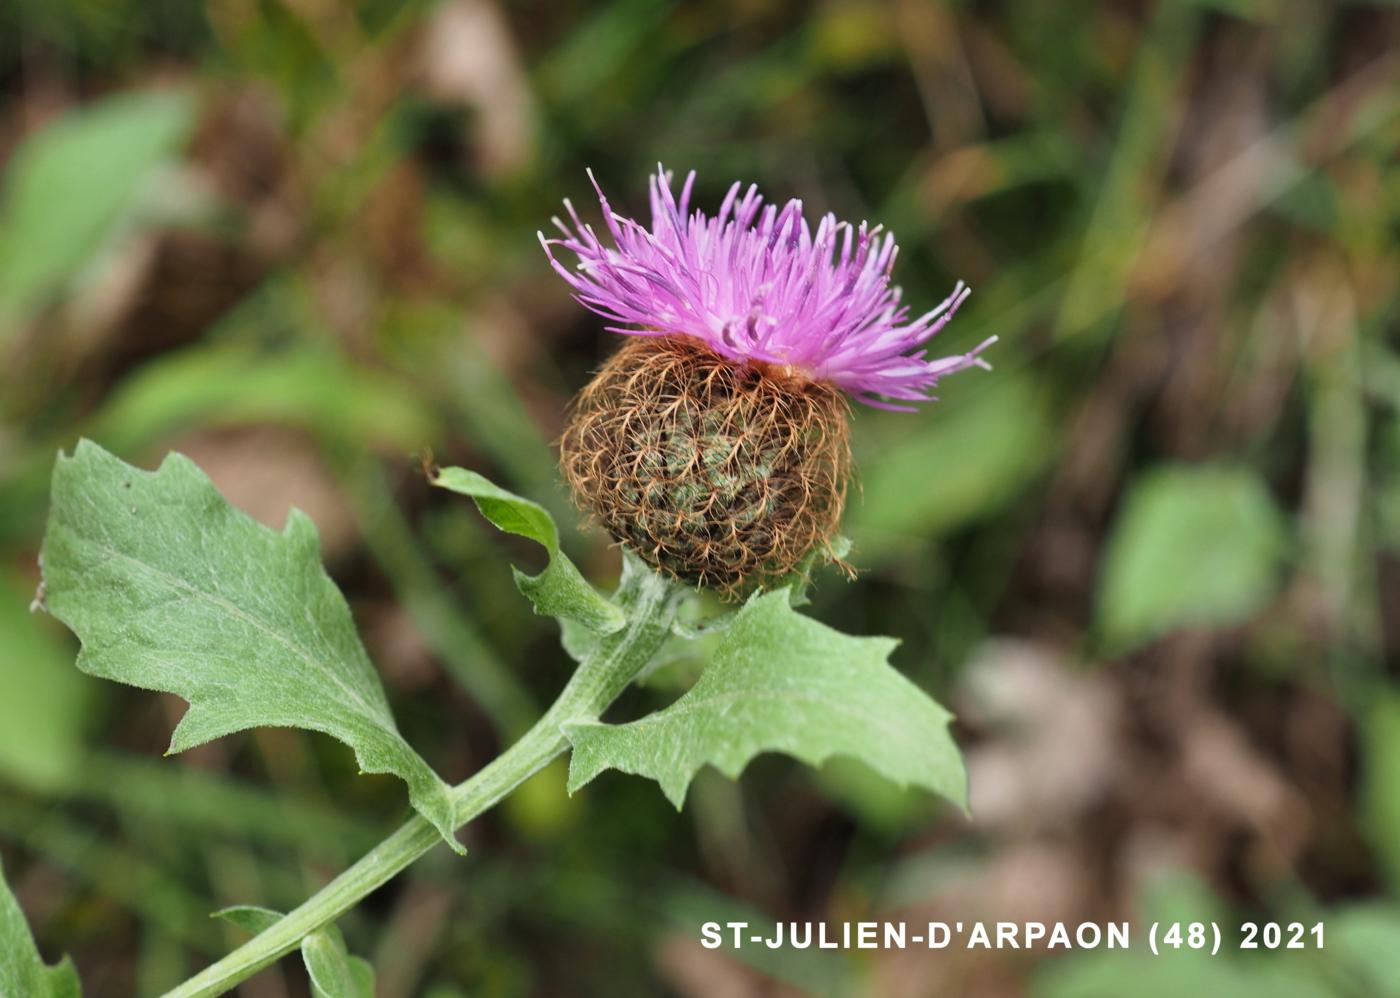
[162,558,683,998]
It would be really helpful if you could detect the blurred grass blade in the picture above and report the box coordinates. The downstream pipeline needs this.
[344,461,537,734]
[0,570,91,792]
[87,341,437,454]
[0,89,194,335]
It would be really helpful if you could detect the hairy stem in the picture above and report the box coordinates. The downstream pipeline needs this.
[163,558,683,998]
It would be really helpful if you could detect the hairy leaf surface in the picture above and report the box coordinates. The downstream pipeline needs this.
[40,441,460,849]
[565,590,967,809]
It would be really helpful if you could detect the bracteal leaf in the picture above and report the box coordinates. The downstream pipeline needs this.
[40,441,461,851]
[564,590,967,810]
[302,927,375,998]
[430,466,625,634]
[212,905,283,936]
[216,907,374,997]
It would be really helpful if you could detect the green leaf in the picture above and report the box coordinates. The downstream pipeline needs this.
[88,338,436,456]
[0,89,194,332]
[302,927,375,998]
[212,905,283,936]
[564,589,967,810]
[1097,465,1289,649]
[430,466,625,634]
[0,855,82,998]
[39,441,461,851]
[216,907,375,997]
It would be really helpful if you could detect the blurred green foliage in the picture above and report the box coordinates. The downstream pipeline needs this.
[1097,464,1289,649]
[0,90,193,334]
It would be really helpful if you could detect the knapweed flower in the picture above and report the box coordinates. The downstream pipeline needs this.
[542,167,994,595]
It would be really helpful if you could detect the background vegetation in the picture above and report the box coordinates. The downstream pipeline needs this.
[1,0,1397,995]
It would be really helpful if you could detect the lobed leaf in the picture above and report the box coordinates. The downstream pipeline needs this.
[564,589,968,810]
[0,856,82,998]
[39,441,461,851]
[429,466,625,634]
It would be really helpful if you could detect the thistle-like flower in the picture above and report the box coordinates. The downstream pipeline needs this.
[542,167,994,595]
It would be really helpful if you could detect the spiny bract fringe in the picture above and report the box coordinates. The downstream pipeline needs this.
[561,336,851,598]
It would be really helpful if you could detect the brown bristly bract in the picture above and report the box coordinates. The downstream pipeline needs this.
[561,336,852,598]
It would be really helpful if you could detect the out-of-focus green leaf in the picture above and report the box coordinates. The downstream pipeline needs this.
[1035,944,1328,998]
[1035,873,1327,998]
[850,376,1054,561]
[87,343,437,454]
[0,855,82,998]
[1362,692,1400,893]
[1097,465,1288,649]
[0,89,193,332]
[564,589,966,810]
[1327,904,1400,997]
[1376,414,1400,551]
[430,466,625,635]
[502,757,582,843]
[816,756,937,835]
[0,571,91,792]
[39,441,461,851]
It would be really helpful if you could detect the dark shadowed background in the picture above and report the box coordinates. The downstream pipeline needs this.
[1,0,1398,995]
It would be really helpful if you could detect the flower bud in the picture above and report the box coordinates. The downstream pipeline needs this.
[561,335,850,594]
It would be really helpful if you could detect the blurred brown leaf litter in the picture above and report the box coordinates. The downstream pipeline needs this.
[1,0,1399,995]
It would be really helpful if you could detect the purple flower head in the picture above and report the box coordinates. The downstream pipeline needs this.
[540,166,995,410]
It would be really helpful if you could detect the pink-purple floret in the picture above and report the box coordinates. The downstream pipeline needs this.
[539,167,996,410]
